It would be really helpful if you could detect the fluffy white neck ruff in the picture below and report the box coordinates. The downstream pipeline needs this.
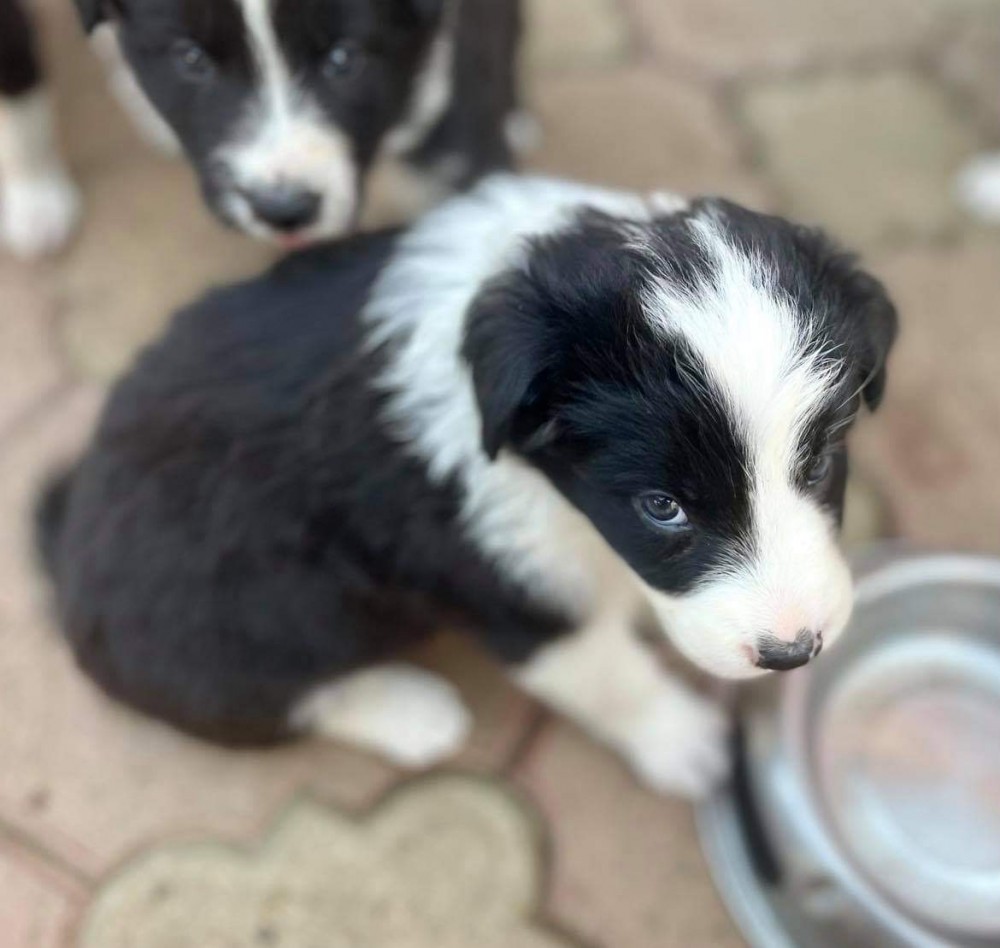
[363,174,673,616]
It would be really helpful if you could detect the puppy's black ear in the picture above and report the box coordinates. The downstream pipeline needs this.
[843,269,898,411]
[462,282,555,460]
[74,0,117,32]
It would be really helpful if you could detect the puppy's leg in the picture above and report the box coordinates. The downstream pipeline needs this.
[516,611,730,799]
[290,664,472,768]
[0,0,80,258]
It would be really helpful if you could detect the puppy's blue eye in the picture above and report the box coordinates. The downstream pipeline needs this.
[635,492,689,529]
[172,40,214,82]
[323,41,365,80]
[806,452,833,487]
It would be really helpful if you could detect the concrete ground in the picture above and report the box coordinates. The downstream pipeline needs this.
[2,0,1000,945]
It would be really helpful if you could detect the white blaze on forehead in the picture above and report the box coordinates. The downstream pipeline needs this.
[225,0,356,238]
[642,211,840,483]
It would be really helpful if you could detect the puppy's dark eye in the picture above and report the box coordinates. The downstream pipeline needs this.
[805,452,833,487]
[323,40,366,80]
[635,492,689,530]
[171,40,215,82]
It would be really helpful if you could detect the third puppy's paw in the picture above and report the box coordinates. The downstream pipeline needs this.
[1,170,81,259]
[619,686,731,800]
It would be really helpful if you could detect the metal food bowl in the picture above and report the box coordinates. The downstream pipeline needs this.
[699,550,1000,948]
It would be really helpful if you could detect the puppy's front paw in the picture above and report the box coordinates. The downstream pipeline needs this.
[619,686,731,800]
[1,170,81,259]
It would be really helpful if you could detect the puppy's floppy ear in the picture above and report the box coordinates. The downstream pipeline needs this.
[462,281,556,460]
[831,265,898,411]
[74,0,118,32]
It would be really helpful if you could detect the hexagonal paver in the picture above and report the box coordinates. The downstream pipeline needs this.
[939,5,1000,134]
[852,237,1000,551]
[0,389,536,879]
[0,259,64,436]
[80,777,573,948]
[528,66,769,207]
[0,834,87,948]
[514,720,744,948]
[524,0,631,73]
[742,70,981,246]
[55,159,274,383]
[627,0,947,78]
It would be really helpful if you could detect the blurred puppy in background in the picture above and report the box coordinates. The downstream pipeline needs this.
[39,174,896,800]
[0,0,524,256]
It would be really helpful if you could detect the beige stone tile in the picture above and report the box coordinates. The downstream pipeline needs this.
[525,0,631,73]
[0,833,87,948]
[627,0,944,77]
[0,259,64,435]
[515,720,744,948]
[527,66,769,207]
[852,237,1000,552]
[414,632,539,773]
[742,70,981,247]
[80,777,571,948]
[55,159,274,382]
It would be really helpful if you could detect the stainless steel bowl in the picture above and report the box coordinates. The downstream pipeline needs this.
[699,549,1000,948]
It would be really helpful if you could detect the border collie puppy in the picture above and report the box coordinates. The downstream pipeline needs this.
[39,176,896,799]
[0,0,81,257]
[74,0,523,246]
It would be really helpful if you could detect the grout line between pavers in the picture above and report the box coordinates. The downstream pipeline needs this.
[0,378,80,449]
[0,813,95,890]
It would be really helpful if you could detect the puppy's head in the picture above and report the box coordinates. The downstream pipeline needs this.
[77,0,446,245]
[463,199,897,679]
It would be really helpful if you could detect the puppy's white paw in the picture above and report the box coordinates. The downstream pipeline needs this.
[619,686,731,800]
[956,153,1000,222]
[1,170,81,259]
[505,110,543,155]
[291,664,472,768]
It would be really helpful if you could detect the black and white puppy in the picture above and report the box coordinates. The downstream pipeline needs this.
[77,0,523,246]
[0,0,80,257]
[39,176,896,798]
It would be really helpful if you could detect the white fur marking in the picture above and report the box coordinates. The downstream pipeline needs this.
[517,597,730,800]
[382,0,457,157]
[0,90,80,258]
[641,212,853,677]
[291,664,472,767]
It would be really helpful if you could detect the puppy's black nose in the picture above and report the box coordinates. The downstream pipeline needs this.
[246,185,321,232]
[755,629,822,672]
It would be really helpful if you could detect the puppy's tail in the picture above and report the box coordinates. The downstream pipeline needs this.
[34,467,75,578]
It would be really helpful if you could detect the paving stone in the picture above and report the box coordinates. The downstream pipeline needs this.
[939,5,1000,134]
[528,67,769,207]
[842,470,895,551]
[515,720,744,948]
[626,0,945,78]
[55,159,274,382]
[742,70,981,246]
[524,0,631,73]
[0,833,87,948]
[851,238,1000,552]
[0,259,64,436]
[80,776,572,948]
